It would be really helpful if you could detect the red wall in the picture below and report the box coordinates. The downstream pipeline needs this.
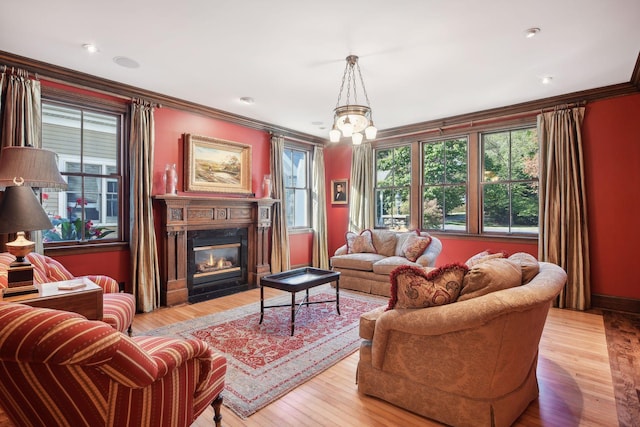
[324,144,353,253]
[582,93,640,299]
[153,108,270,197]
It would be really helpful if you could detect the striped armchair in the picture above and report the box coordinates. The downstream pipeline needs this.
[0,302,227,427]
[0,252,135,334]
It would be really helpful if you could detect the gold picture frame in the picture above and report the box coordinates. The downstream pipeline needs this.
[184,134,252,194]
[331,179,348,205]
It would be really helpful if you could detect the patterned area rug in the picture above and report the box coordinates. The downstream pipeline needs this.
[602,310,640,427]
[143,287,386,418]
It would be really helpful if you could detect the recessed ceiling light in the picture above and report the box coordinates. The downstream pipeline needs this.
[113,56,140,69]
[239,97,255,105]
[82,43,98,53]
[541,76,553,85]
[524,27,541,38]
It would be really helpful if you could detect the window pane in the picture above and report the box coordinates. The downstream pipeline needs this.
[293,189,308,227]
[423,142,444,184]
[376,149,395,187]
[483,183,510,232]
[512,182,539,233]
[483,132,510,182]
[444,186,467,231]
[291,150,306,188]
[445,138,467,183]
[511,129,538,180]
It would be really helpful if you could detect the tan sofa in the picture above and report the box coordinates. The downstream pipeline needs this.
[330,229,442,296]
[357,261,567,427]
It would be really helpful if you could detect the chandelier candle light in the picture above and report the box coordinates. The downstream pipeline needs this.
[329,55,377,145]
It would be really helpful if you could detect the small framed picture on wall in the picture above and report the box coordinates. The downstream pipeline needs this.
[331,179,348,205]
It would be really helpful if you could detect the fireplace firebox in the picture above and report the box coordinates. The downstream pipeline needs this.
[187,228,248,303]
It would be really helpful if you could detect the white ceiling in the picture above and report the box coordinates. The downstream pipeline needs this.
[1,0,639,139]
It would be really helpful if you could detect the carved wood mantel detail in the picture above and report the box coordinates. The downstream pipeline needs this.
[154,195,277,306]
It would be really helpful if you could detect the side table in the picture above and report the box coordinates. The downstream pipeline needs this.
[2,277,104,320]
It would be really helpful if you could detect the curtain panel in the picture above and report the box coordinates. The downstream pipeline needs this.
[0,66,41,149]
[348,143,374,232]
[129,100,161,312]
[0,66,43,253]
[270,134,290,273]
[312,145,329,269]
[537,107,590,310]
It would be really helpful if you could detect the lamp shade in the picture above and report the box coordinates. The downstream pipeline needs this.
[0,146,67,189]
[0,186,53,233]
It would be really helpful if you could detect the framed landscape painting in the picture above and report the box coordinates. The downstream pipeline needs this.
[184,134,252,194]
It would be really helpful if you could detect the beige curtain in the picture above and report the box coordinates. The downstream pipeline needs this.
[348,143,375,232]
[129,99,161,312]
[312,145,329,269]
[0,66,43,253]
[538,107,590,310]
[0,66,41,149]
[270,134,290,273]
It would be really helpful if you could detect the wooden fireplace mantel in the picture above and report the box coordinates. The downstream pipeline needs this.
[154,195,278,306]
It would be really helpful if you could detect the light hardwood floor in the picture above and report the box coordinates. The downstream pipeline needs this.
[132,288,619,427]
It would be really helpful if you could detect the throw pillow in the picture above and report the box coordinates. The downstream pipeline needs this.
[387,263,468,310]
[458,258,522,302]
[508,252,540,284]
[346,229,376,254]
[394,230,421,256]
[401,235,432,262]
[464,250,508,267]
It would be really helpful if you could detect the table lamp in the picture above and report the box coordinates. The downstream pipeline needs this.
[0,146,67,296]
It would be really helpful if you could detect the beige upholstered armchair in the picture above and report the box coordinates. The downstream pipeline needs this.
[0,302,227,427]
[357,262,567,427]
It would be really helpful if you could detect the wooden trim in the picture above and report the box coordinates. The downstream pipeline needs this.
[376,83,638,141]
[631,52,640,89]
[592,294,640,314]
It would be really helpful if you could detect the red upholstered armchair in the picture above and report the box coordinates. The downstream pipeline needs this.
[0,252,135,334]
[0,302,227,427]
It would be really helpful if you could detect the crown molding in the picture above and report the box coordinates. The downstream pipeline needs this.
[0,50,325,145]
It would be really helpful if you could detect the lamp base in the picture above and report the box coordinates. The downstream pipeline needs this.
[3,262,38,296]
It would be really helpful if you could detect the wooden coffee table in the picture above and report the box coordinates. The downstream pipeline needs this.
[2,277,104,320]
[259,267,340,336]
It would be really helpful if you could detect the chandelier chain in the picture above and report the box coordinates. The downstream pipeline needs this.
[356,62,372,120]
[334,61,350,109]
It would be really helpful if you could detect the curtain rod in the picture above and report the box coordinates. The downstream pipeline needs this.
[375,100,587,142]
[1,64,39,80]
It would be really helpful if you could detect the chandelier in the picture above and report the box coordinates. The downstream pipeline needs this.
[329,55,377,145]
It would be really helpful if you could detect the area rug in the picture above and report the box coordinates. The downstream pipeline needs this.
[143,286,386,418]
[602,310,640,427]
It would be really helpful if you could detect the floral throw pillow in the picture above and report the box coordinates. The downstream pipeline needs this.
[346,229,376,254]
[401,235,432,262]
[387,264,468,310]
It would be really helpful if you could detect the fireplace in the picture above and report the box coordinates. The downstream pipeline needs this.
[155,195,276,306]
[187,228,248,303]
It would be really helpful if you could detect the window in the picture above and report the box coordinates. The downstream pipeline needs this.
[41,102,123,244]
[422,137,468,231]
[374,145,411,230]
[283,146,310,228]
[379,121,539,237]
[481,128,538,234]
